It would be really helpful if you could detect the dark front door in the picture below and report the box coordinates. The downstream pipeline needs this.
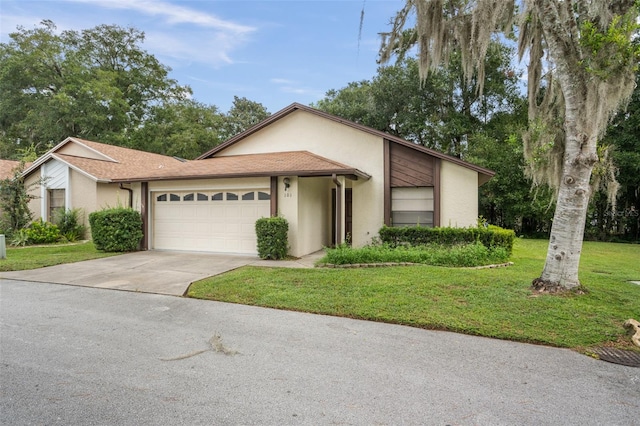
[332,188,353,246]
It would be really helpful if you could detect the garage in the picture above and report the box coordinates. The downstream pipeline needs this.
[152,189,271,254]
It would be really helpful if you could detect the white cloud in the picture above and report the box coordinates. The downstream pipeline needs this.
[68,0,255,33]
[271,77,324,99]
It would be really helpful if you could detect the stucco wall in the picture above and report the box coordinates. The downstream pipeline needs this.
[297,177,332,256]
[69,170,97,228]
[25,170,43,221]
[440,161,479,227]
[217,110,385,248]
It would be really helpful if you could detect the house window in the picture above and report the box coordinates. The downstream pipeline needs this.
[48,189,65,221]
[391,187,434,227]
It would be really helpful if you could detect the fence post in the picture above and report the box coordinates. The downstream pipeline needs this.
[0,234,6,259]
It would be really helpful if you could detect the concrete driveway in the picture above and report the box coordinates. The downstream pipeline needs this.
[0,250,322,296]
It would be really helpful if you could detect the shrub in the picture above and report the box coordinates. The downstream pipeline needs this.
[89,207,143,252]
[25,219,61,244]
[52,208,86,242]
[323,241,510,267]
[255,216,288,259]
[378,224,516,255]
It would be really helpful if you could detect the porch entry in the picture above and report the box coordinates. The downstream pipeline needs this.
[331,188,352,246]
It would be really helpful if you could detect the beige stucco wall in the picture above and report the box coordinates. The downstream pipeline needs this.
[25,169,43,221]
[297,177,332,256]
[440,161,479,227]
[218,110,385,250]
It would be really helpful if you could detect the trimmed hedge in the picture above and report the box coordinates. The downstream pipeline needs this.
[89,207,143,252]
[379,224,516,255]
[255,216,288,260]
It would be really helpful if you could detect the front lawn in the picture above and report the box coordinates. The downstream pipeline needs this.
[0,241,120,271]
[188,239,640,350]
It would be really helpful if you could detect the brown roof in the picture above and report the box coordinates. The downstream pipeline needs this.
[112,151,370,182]
[23,137,183,182]
[197,103,495,181]
[0,159,22,180]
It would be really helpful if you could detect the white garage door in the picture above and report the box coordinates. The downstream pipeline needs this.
[152,189,271,254]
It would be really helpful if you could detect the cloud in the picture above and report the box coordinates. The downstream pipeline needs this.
[271,77,324,99]
[68,0,255,33]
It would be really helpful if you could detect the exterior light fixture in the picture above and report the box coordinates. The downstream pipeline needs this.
[283,177,291,191]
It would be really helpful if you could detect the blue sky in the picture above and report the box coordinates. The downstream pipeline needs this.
[0,0,403,113]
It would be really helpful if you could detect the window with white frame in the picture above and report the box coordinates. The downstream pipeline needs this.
[391,187,434,227]
[48,188,65,221]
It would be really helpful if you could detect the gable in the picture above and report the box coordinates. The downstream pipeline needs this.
[200,103,494,185]
[390,142,435,187]
[42,159,68,189]
[211,109,384,178]
[57,139,115,162]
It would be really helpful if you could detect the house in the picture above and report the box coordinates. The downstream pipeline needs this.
[23,103,494,257]
[22,138,184,229]
[0,159,22,180]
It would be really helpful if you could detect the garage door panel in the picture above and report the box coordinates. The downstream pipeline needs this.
[153,189,270,254]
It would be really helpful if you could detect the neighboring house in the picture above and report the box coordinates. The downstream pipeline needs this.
[22,138,184,229]
[22,103,493,257]
[0,159,23,180]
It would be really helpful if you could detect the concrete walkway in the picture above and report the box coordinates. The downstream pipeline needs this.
[0,250,326,296]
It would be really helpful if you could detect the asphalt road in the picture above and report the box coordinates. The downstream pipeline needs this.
[1,279,638,425]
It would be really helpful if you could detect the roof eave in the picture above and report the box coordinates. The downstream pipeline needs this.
[112,168,370,183]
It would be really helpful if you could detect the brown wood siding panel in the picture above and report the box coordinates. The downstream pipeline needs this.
[141,181,149,250]
[270,176,277,217]
[434,159,441,227]
[390,143,435,187]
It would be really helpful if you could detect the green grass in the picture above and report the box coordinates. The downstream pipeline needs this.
[0,241,120,271]
[188,239,640,350]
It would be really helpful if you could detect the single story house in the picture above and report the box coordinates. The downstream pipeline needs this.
[23,103,494,257]
[22,138,184,228]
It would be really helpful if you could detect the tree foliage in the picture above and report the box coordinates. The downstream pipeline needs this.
[316,43,520,157]
[0,162,39,235]
[0,20,190,158]
[219,96,271,141]
[128,100,225,160]
[0,21,273,160]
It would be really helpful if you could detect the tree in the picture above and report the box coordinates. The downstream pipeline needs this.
[316,45,520,157]
[589,70,640,242]
[128,100,225,160]
[219,96,270,140]
[0,163,39,236]
[379,0,639,292]
[0,20,190,158]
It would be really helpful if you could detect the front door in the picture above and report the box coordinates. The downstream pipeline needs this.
[331,188,353,246]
